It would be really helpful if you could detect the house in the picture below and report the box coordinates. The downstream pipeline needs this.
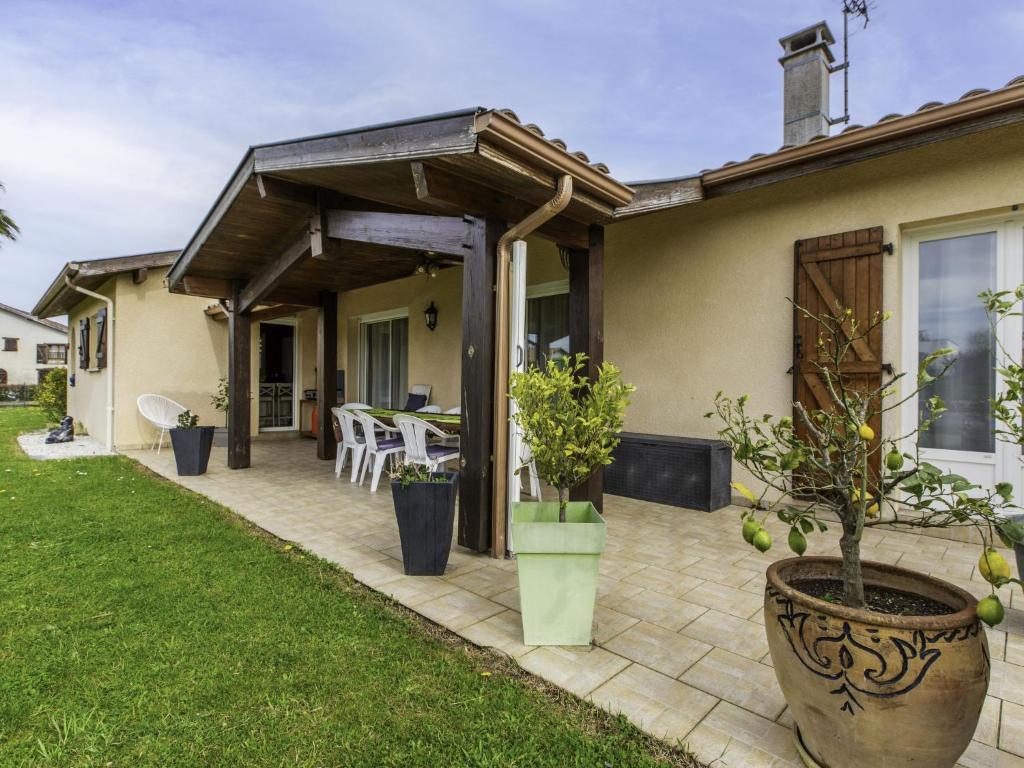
[33,21,1024,555]
[0,301,67,387]
[32,251,227,449]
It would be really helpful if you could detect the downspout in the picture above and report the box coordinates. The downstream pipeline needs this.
[491,174,573,557]
[65,276,115,453]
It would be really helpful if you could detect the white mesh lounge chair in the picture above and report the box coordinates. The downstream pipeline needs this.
[341,402,371,410]
[416,405,442,413]
[332,407,365,482]
[137,394,187,453]
[353,410,404,492]
[519,442,542,501]
[444,406,461,415]
[393,414,459,472]
[410,384,431,401]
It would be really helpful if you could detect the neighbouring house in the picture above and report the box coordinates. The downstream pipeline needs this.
[0,301,67,387]
[32,251,228,449]
[32,21,1024,556]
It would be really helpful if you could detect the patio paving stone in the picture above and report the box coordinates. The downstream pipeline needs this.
[518,645,631,698]
[680,648,786,720]
[125,440,1024,768]
[1003,701,1024,758]
[588,664,718,745]
[680,610,769,661]
[603,621,712,678]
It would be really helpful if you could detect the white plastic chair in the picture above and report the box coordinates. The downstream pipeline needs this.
[444,406,461,415]
[137,394,187,453]
[353,410,404,492]
[331,407,365,481]
[393,414,459,472]
[416,405,442,414]
[341,402,371,410]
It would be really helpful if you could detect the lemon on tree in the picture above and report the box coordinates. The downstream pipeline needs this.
[978,548,1011,584]
[742,517,761,544]
[788,527,807,555]
[977,595,1005,627]
[753,529,772,553]
[858,423,875,441]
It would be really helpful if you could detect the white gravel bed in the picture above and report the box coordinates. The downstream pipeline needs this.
[17,432,113,460]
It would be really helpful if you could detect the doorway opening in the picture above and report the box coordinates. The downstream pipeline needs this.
[259,320,298,431]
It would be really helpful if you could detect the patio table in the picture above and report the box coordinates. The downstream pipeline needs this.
[363,408,461,435]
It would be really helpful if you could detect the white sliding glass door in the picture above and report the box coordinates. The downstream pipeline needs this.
[903,216,1024,490]
[360,314,408,409]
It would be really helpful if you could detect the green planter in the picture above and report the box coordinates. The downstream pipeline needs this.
[511,501,606,646]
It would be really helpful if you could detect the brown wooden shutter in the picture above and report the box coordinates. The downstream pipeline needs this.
[36,344,47,364]
[793,226,885,477]
[78,319,90,369]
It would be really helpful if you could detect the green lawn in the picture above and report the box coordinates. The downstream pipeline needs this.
[0,408,694,767]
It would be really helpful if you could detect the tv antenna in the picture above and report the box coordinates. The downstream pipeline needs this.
[831,0,873,126]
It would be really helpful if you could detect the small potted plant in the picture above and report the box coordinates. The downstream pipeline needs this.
[389,462,459,576]
[211,377,229,447]
[508,353,634,646]
[708,304,1022,768]
[169,409,215,476]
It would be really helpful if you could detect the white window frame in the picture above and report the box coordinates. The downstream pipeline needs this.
[357,308,408,407]
[900,212,1024,486]
[258,317,301,433]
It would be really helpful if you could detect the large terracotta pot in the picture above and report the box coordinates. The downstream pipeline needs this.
[765,557,989,768]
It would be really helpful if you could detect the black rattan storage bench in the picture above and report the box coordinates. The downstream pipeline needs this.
[605,433,732,512]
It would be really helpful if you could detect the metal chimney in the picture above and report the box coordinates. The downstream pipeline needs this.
[779,22,836,146]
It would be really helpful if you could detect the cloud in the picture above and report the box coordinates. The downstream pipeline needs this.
[1,0,1020,312]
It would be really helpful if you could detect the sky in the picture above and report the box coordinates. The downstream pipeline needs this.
[2,0,1023,314]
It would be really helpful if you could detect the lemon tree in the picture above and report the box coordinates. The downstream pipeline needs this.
[708,303,1023,621]
[509,354,634,523]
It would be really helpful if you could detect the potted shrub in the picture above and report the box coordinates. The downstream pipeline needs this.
[169,410,215,476]
[708,304,1022,768]
[389,462,458,576]
[508,354,634,646]
[210,377,229,447]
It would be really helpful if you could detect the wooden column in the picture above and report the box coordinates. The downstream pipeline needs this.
[317,290,338,461]
[568,225,605,511]
[458,216,501,552]
[227,280,251,469]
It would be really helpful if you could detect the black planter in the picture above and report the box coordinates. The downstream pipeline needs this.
[170,426,215,476]
[391,472,458,576]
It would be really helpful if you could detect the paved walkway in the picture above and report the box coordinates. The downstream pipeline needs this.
[127,439,1024,768]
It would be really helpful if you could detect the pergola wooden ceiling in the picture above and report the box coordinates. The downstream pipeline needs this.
[167,108,634,306]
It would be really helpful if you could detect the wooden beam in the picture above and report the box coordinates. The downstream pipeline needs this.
[316,291,338,461]
[255,174,317,206]
[411,161,590,248]
[568,225,605,512]
[208,303,306,323]
[458,216,501,553]
[227,280,251,470]
[181,276,232,300]
[326,210,472,258]
[238,226,313,314]
[132,267,148,285]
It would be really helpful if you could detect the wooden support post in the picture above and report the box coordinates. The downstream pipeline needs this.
[458,217,501,553]
[569,225,605,511]
[227,280,251,469]
[317,290,338,461]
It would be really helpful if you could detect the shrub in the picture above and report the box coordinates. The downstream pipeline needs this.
[509,353,634,522]
[35,367,67,422]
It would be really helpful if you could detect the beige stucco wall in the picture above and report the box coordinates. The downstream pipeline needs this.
[67,268,228,448]
[336,237,565,410]
[603,122,1024,461]
[68,283,113,445]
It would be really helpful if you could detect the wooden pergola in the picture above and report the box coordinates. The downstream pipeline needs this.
[166,107,634,555]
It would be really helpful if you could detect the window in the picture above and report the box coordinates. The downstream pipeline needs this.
[360,315,408,408]
[2,337,17,352]
[78,318,90,369]
[526,290,570,369]
[95,308,108,369]
[37,344,67,365]
[37,368,53,384]
[0,369,6,384]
